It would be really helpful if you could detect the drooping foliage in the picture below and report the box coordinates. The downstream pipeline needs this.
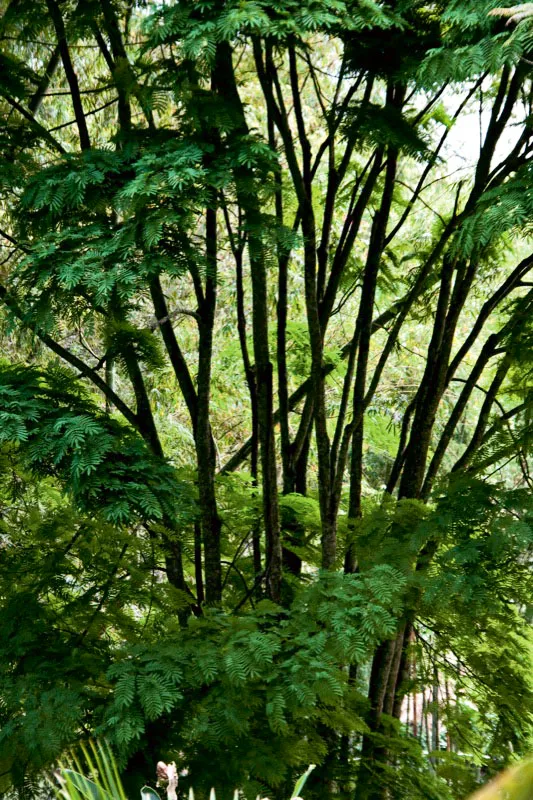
[0,1,532,799]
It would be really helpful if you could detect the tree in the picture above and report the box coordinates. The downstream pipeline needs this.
[0,1,532,798]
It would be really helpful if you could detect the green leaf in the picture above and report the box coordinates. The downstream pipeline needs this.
[141,787,162,800]
[291,764,316,799]
[57,769,112,800]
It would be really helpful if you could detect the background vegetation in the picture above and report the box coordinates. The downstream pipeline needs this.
[0,1,532,799]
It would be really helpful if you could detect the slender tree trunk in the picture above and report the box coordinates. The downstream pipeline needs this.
[98,0,132,132]
[105,355,115,414]
[45,0,91,151]
[268,107,305,581]
[196,205,222,604]
[286,45,335,570]
[28,44,61,115]
[232,223,262,581]
[347,91,401,532]
[432,667,440,756]
[194,522,205,605]
[354,639,398,800]
[392,622,414,720]
[214,41,282,601]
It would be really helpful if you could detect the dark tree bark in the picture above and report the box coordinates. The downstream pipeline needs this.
[196,204,222,604]
[216,41,282,602]
[45,0,91,151]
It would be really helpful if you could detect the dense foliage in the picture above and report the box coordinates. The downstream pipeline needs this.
[0,1,532,799]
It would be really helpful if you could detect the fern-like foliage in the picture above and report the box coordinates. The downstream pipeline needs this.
[101,568,406,796]
[0,364,194,525]
[145,0,400,60]
[342,102,431,161]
